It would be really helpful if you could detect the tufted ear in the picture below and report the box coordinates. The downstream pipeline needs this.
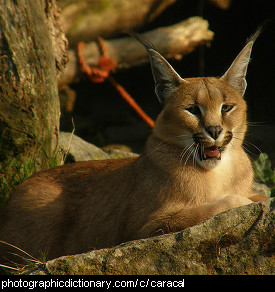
[147,49,184,103]
[220,29,261,96]
[131,33,185,103]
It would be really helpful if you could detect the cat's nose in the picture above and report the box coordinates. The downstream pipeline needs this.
[206,126,222,140]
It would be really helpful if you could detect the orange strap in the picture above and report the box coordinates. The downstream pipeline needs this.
[77,38,155,128]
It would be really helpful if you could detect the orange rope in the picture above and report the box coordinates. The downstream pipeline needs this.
[108,76,155,128]
[77,38,155,128]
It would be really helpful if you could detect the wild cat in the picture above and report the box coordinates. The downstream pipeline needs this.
[0,29,267,264]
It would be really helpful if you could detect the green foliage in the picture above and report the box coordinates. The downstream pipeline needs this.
[253,153,275,197]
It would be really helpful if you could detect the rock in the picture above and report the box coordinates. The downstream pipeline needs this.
[59,132,138,162]
[28,198,275,275]
[60,132,109,161]
[252,182,271,198]
[104,148,139,159]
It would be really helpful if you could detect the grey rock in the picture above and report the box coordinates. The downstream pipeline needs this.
[60,132,110,161]
[104,148,139,159]
[252,182,271,197]
[60,132,139,162]
[28,198,275,275]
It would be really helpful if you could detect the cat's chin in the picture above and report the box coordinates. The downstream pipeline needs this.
[196,146,231,170]
[197,158,221,169]
[193,141,231,169]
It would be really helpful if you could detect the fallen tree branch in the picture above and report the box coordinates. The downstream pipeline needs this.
[59,0,177,46]
[59,17,214,88]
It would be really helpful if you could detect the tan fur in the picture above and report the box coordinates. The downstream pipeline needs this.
[0,32,267,265]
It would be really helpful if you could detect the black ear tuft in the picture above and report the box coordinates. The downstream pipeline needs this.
[128,32,157,51]
[221,27,262,96]
[130,32,184,103]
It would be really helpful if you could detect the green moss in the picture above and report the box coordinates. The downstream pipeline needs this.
[0,143,63,212]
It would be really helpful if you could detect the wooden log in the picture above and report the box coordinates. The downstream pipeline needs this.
[59,17,214,88]
[59,0,177,47]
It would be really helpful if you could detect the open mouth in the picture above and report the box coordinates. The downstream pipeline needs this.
[199,145,222,160]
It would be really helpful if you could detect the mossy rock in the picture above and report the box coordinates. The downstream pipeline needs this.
[28,198,275,275]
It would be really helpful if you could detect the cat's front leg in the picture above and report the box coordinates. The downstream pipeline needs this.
[136,195,253,238]
[249,194,268,202]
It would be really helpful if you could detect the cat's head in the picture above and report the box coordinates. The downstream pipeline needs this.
[134,30,260,169]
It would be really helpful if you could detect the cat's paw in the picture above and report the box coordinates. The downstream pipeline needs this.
[220,195,253,210]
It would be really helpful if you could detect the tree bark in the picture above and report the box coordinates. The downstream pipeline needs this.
[0,1,67,175]
[59,17,213,88]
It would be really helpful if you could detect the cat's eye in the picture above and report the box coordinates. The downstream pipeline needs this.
[186,105,201,116]
[221,104,233,113]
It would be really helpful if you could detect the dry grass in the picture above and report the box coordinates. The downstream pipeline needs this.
[0,241,46,274]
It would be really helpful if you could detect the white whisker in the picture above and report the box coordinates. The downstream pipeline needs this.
[179,143,194,165]
[243,141,262,154]
[183,144,196,168]
[232,135,262,156]
[192,144,199,168]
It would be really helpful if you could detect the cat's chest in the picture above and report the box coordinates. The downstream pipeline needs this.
[170,154,236,204]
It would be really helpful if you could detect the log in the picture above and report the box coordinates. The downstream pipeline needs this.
[0,0,67,192]
[59,0,177,47]
[59,17,214,88]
